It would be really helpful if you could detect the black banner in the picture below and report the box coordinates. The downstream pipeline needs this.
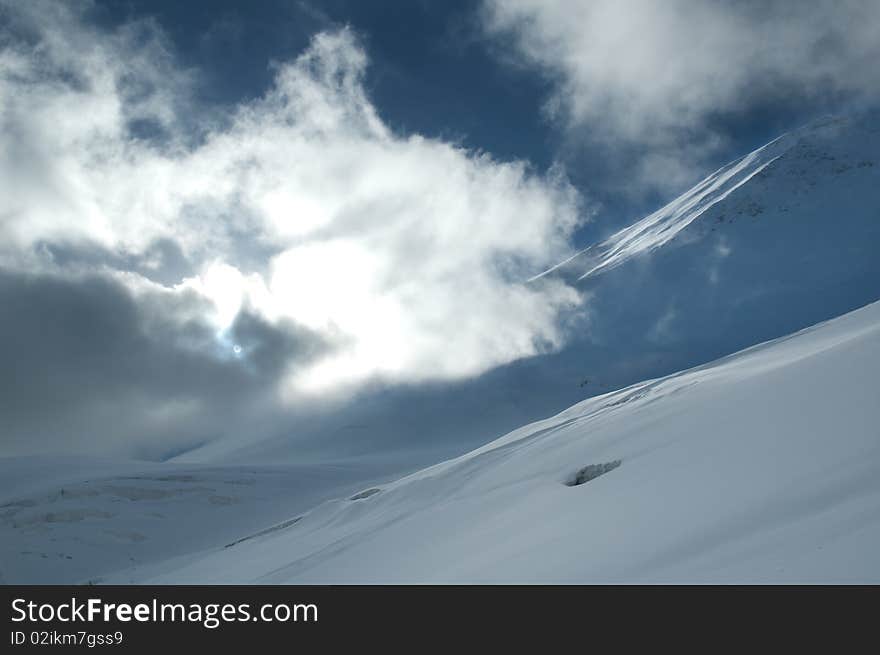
[2,585,875,649]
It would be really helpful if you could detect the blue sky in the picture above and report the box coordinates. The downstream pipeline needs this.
[92,1,558,164]
[85,0,879,241]
[1,0,878,460]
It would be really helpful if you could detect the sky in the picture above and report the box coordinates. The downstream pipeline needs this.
[1,0,879,460]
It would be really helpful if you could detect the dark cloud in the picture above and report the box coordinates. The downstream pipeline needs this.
[38,238,195,287]
[0,268,329,459]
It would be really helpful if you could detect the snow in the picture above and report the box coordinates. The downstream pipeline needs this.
[0,457,411,584]
[102,298,880,583]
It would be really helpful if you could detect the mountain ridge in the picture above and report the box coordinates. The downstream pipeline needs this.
[534,113,878,284]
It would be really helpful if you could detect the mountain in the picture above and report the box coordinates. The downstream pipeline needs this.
[546,113,880,355]
[541,114,880,285]
[113,298,880,583]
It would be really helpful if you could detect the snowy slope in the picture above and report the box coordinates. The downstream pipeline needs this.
[111,299,880,584]
[0,456,416,584]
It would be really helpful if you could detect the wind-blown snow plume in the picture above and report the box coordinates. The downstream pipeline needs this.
[530,131,794,282]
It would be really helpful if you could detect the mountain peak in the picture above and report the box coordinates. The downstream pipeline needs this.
[534,113,879,284]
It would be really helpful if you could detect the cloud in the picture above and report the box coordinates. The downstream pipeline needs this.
[0,267,330,459]
[0,1,584,455]
[482,0,880,190]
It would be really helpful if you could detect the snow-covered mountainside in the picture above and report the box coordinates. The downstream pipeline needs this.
[538,114,880,285]
[0,455,416,584]
[104,299,880,583]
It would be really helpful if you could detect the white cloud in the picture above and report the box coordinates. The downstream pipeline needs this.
[0,2,585,394]
[482,0,880,189]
